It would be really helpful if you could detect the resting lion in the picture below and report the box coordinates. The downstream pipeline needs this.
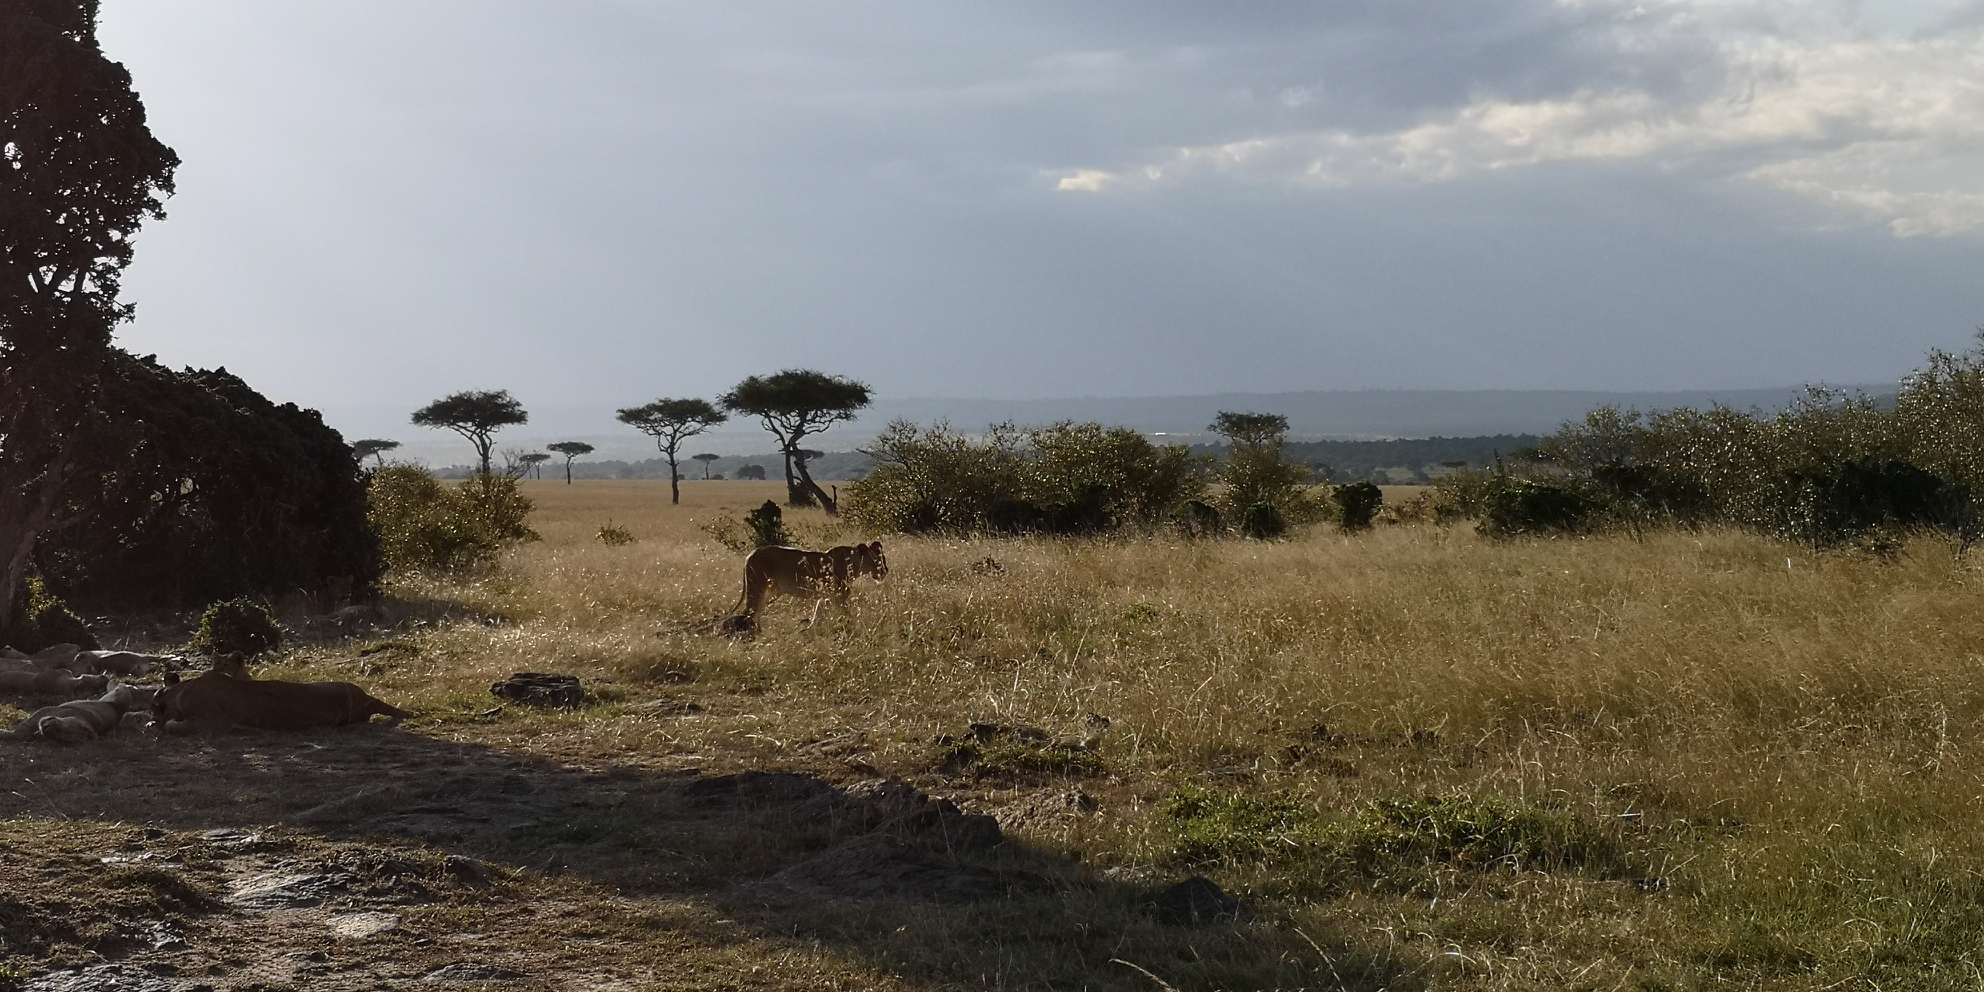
[150,670,409,734]
[1,683,145,742]
[726,542,887,630]
[0,669,109,700]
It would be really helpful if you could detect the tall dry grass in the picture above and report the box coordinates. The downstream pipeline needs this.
[335,480,1984,987]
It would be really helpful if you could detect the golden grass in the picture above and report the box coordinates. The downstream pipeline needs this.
[12,477,1984,989]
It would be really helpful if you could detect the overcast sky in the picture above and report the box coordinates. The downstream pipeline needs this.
[96,0,1984,449]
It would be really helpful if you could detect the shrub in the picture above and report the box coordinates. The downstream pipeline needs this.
[844,419,1205,535]
[1480,480,1597,537]
[1332,481,1384,531]
[6,575,98,652]
[744,500,791,547]
[1775,458,1973,548]
[192,597,283,657]
[596,522,636,546]
[368,465,538,574]
[1239,501,1286,540]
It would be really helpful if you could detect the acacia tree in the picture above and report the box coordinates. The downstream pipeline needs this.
[1210,410,1309,537]
[617,398,726,504]
[692,452,719,479]
[411,389,527,476]
[352,439,400,468]
[547,441,593,484]
[721,370,871,514]
[0,0,180,629]
[519,451,550,479]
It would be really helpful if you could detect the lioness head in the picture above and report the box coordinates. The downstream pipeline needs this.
[858,541,887,580]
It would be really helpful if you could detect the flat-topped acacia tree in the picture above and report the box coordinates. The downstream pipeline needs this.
[721,369,870,515]
[617,398,727,504]
[411,390,527,476]
[547,441,594,484]
[692,452,719,479]
[0,0,180,628]
[352,439,400,468]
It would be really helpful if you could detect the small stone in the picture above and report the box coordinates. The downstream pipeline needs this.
[328,911,399,939]
[443,855,492,889]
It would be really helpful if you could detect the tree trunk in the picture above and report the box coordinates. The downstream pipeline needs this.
[565,460,573,484]
[0,435,78,640]
[791,451,838,516]
[668,453,681,505]
[781,449,802,505]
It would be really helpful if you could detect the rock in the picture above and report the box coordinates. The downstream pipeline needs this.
[1153,875,1252,926]
[198,827,264,848]
[228,870,354,909]
[488,672,586,708]
[443,855,492,889]
[423,963,525,981]
[25,964,175,991]
[328,911,399,938]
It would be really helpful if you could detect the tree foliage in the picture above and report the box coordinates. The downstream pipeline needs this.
[32,353,381,610]
[0,0,180,631]
[411,389,527,476]
[352,439,400,467]
[546,441,593,484]
[722,369,871,513]
[617,397,726,505]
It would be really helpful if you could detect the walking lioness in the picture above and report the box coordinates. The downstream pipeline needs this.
[727,542,887,630]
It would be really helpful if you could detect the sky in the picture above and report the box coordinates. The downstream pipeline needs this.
[94,0,1984,457]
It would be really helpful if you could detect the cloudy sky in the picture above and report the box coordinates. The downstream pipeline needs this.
[97,0,1984,450]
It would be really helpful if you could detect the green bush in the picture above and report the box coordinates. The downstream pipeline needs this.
[1332,481,1384,531]
[191,597,282,657]
[844,419,1206,535]
[1480,480,1597,537]
[368,465,538,574]
[6,575,98,651]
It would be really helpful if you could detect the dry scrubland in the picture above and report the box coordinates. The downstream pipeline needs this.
[8,478,1984,990]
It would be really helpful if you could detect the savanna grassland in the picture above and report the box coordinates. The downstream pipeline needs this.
[6,478,1984,991]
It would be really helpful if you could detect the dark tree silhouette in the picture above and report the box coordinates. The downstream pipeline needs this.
[721,370,871,514]
[519,451,551,480]
[736,464,767,480]
[692,453,719,479]
[353,439,400,468]
[0,0,180,629]
[411,390,527,476]
[547,441,594,484]
[1211,411,1291,447]
[617,398,727,504]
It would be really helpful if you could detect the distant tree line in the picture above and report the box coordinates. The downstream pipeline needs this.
[1203,434,1541,484]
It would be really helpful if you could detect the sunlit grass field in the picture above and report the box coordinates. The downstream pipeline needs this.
[12,477,1984,989]
[331,479,1984,989]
